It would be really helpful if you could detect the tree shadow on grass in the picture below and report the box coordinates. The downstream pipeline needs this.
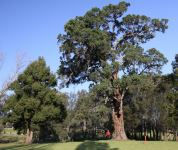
[75,141,119,150]
[0,144,51,150]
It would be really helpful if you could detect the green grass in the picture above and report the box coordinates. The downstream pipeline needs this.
[0,141,178,150]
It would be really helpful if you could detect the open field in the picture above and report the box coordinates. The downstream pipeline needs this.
[0,141,178,150]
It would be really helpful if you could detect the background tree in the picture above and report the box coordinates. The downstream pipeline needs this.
[72,90,111,140]
[56,90,111,141]
[124,75,172,140]
[173,54,178,124]
[0,52,27,117]
[53,92,77,141]
[167,54,178,139]
[3,57,67,144]
[58,2,168,140]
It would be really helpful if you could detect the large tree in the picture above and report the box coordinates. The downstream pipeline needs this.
[57,2,168,140]
[173,54,178,121]
[169,54,178,133]
[3,57,67,144]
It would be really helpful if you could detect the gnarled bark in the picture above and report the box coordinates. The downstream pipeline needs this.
[111,69,127,140]
[112,101,127,140]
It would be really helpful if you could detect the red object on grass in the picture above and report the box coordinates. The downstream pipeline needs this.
[105,130,111,138]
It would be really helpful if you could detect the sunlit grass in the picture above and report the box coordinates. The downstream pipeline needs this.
[0,141,177,150]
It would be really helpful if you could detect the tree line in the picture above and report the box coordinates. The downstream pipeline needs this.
[0,1,177,144]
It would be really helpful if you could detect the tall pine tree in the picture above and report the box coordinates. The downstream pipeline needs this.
[3,57,67,144]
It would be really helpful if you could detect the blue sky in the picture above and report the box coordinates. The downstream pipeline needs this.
[0,0,178,92]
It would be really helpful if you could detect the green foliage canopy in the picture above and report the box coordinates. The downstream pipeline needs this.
[58,2,168,86]
[3,57,67,134]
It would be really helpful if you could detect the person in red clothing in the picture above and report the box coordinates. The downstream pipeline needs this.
[105,130,111,139]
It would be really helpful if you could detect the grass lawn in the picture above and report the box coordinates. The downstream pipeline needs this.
[0,141,177,150]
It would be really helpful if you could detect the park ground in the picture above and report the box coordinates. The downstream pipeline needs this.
[0,141,178,150]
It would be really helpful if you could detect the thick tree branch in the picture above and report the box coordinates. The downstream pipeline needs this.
[0,52,28,98]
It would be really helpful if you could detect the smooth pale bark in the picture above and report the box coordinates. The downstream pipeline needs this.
[25,128,33,144]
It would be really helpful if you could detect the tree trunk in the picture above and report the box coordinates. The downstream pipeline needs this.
[152,127,156,140]
[111,68,127,140]
[83,119,87,139]
[112,106,127,140]
[156,129,159,140]
[83,119,87,132]
[25,128,33,144]
[134,129,137,139]
[150,129,152,140]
